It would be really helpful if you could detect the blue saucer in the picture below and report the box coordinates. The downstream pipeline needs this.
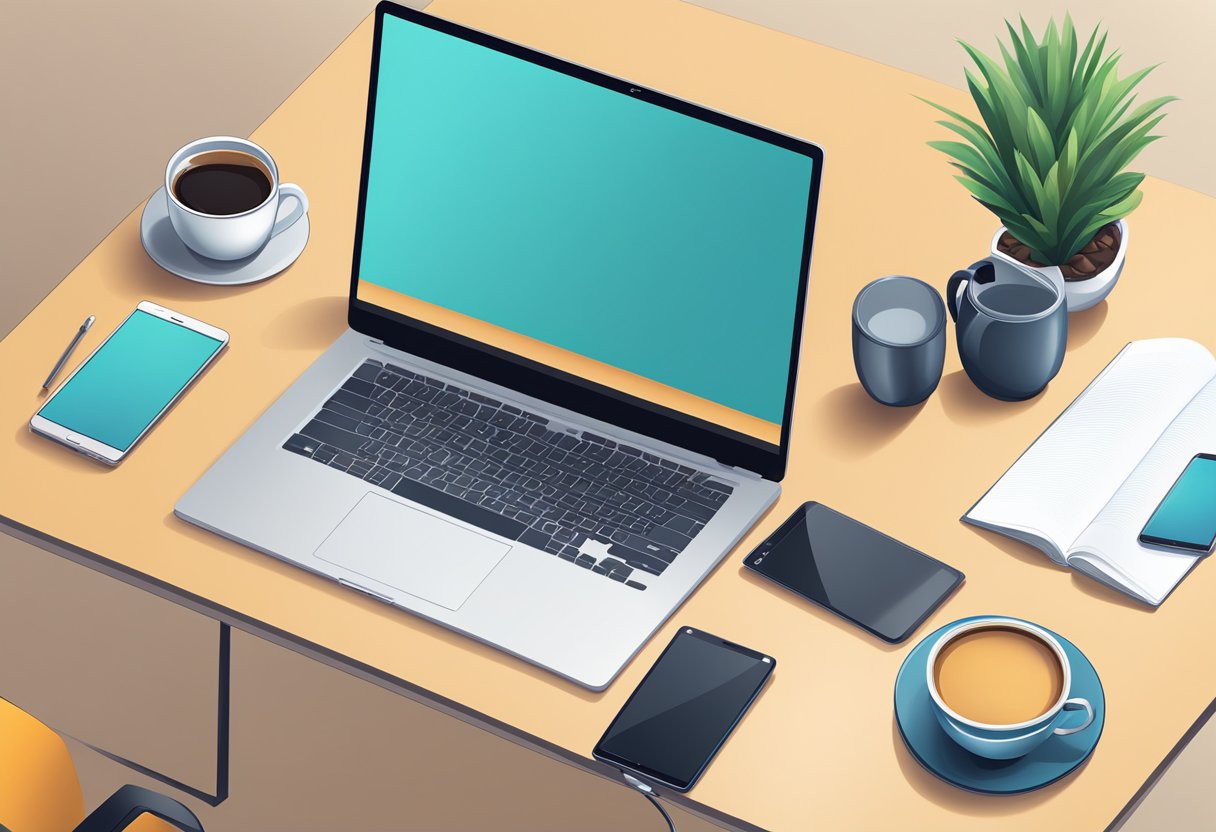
[894,616,1104,794]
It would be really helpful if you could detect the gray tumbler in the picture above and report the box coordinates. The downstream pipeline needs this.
[852,276,946,406]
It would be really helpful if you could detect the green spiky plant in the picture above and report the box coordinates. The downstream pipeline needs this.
[924,16,1174,269]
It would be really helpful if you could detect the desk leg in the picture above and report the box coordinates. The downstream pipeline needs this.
[81,624,231,808]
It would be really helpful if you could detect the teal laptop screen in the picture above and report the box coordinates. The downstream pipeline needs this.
[356,15,814,444]
[1142,456,1216,548]
[37,310,223,451]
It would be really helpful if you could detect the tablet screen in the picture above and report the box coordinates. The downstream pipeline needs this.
[748,503,962,642]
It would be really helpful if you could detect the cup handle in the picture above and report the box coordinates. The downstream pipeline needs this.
[946,269,973,322]
[1053,698,1095,736]
[271,183,309,238]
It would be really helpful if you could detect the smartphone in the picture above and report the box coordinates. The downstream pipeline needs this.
[743,501,963,643]
[30,302,228,465]
[593,628,774,793]
[1139,454,1216,554]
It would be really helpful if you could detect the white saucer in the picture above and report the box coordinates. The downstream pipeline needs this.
[139,187,310,286]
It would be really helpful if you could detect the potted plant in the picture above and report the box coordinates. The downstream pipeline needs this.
[924,16,1174,311]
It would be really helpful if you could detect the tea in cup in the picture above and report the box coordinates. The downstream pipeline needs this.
[926,617,1094,760]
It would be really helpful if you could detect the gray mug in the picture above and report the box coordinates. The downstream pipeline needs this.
[947,258,1067,401]
[852,276,946,407]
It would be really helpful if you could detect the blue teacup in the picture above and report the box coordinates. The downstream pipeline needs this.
[926,617,1094,760]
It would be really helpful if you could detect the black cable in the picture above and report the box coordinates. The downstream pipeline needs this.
[640,789,676,832]
[623,772,677,832]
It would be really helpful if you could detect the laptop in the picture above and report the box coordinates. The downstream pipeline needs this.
[176,1,823,690]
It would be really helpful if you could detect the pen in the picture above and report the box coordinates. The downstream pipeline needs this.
[42,315,95,390]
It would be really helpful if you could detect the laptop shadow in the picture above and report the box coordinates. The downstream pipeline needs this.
[260,295,348,352]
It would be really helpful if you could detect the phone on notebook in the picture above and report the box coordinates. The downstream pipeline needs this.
[30,302,228,465]
[1139,454,1216,554]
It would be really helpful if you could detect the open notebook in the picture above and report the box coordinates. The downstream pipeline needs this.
[965,338,1216,606]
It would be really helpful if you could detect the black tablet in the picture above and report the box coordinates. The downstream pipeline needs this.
[744,501,963,643]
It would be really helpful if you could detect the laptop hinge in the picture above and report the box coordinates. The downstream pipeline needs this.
[730,465,764,482]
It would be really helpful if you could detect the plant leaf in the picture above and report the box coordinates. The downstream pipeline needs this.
[922,16,1171,263]
[1025,108,1057,172]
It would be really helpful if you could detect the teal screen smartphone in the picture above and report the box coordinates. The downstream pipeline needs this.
[1139,454,1216,553]
[35,308,225,454]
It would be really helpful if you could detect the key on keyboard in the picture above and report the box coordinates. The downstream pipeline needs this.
[282,359,735,590]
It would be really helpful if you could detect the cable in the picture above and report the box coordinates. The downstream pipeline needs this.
[640,790,676,832]
[624,773,677,832]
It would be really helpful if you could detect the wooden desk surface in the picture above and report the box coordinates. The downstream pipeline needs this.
[3,1,1215,829]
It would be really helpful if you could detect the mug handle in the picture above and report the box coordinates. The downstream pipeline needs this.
[271,183,309,238]
[1053,698,1095,736]
[946,268,973,322]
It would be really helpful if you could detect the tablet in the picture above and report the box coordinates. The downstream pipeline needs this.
[744,501,963,642]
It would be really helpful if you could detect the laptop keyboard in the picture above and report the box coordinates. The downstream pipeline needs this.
[282,359,735,590]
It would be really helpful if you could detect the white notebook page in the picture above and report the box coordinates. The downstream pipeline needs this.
[1069,376,1216,603]
[967,339,1216,556]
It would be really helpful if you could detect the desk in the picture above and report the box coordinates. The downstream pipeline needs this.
[2,1,1214,829]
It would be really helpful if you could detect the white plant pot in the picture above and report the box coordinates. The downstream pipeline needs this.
[990,218,1127,313]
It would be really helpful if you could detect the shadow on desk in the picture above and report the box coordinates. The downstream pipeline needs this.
[965,527,1153,613]
[1067,301,1109,352]
[107,217,269,303]
[891,718,1087,816]
[816,383,925,458]
[261,295,347,351]
[965,527,1071,576]
[1070,573,1157,613]
[12,425,115,477]
[938,371,1039,427]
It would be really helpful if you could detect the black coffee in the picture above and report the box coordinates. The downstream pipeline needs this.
[173,153,272,216]
[979,283,1056,316]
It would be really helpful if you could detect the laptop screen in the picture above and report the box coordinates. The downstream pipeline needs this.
[354,14,816,447]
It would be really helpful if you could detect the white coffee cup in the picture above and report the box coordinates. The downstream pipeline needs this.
[165,136,308,261]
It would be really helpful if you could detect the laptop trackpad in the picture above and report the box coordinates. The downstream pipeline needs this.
[315,493,511,611]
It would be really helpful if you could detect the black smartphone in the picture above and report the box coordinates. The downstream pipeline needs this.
[593,627,774,793]
[743,501,963,643]
[1139,453,1216,553]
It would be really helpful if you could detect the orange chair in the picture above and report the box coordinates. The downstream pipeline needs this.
[0,697,203,832]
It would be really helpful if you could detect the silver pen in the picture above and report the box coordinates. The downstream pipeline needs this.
[42,315,95,390]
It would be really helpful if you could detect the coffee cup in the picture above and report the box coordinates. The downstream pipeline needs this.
[926,617,1094,760]
[165,136,308,261]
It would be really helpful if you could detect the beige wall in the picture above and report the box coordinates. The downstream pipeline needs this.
[690,0,1214,197]
[0,0,389,339]
[0,0,1211,829]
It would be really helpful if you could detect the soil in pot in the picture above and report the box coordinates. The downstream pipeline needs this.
[997,222,1121,281]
